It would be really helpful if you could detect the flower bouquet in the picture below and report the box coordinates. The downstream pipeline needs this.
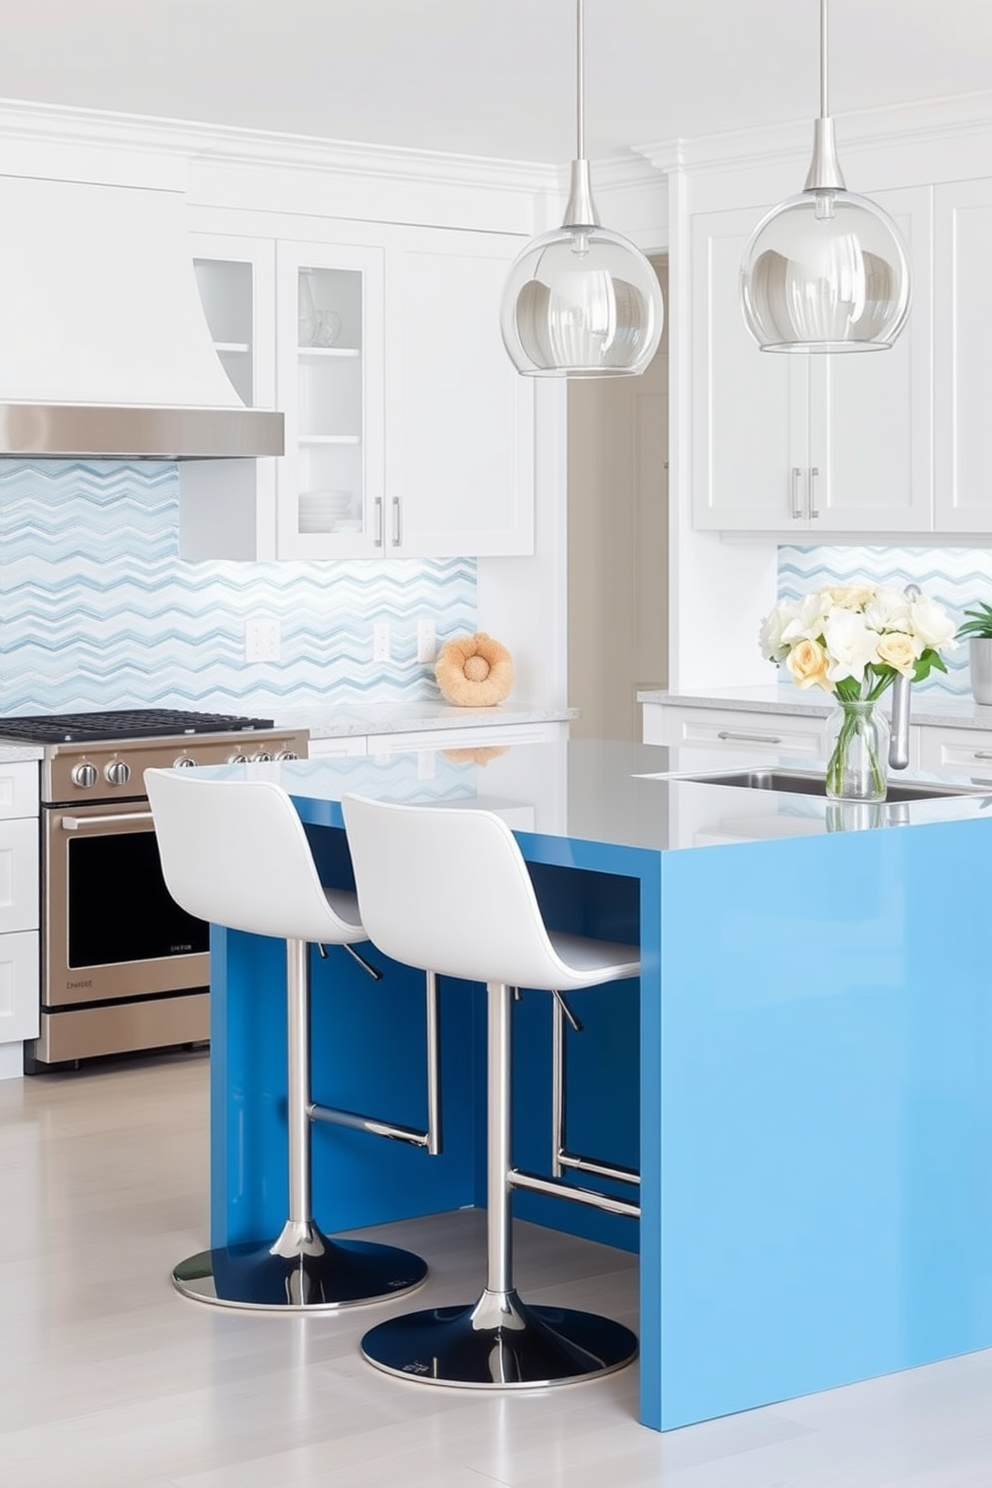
[759,583,956,800]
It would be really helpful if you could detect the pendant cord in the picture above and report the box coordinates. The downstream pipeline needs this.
[819,0,829,120]
[576,0,585,161]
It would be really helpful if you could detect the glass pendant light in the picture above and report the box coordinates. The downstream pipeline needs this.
[740,0,910,352]
[499,0,664,377]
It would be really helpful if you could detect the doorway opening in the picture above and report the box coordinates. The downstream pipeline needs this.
[566,256,669,742]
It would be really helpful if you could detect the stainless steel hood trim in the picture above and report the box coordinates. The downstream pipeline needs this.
[0,404,284,460]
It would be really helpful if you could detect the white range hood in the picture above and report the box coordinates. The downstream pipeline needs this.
[0,174,283,459]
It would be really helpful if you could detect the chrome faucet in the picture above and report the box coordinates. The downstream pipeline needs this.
[888,583,921,770]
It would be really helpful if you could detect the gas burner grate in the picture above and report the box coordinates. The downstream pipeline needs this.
[0,709,276,744]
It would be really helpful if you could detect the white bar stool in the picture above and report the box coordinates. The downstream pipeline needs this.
[342,793,640,1388]
[146,768,430,1311]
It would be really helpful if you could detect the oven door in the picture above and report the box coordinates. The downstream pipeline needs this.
[42,798,210,1007]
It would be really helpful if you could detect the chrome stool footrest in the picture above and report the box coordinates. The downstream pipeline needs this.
[360,1286,637,1387]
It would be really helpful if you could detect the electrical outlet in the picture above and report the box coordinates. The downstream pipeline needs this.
[245,617,281,663]
[416,619,436,664]
[373,621,391,662]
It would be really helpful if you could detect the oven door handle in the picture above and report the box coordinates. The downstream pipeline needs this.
[60,811,155,831]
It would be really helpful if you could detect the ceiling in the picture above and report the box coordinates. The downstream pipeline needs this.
[3,1,992,165]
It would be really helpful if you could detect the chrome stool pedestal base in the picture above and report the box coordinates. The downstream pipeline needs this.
[172,1221,428,1312]
[360,1286,637,1387]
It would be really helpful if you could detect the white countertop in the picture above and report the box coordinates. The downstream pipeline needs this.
[0,743,44,764]
[269,699,576,741]
[637,684,992,731]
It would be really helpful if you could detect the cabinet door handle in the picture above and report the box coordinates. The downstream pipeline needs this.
[972,751,992,760]
[392,497,402,548]
[791,467,804,519]
[716,730,784,744]
[809,466,820,518]
[374,497,384,546]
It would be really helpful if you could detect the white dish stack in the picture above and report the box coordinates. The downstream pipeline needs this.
[298,490,358,534]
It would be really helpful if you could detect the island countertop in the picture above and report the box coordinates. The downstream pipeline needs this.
[198,737,992,851]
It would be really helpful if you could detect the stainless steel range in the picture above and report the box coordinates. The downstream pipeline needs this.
[5,709,309,1072]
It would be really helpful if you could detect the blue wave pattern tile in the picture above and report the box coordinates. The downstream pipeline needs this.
[0,461,476,714]
[778,545,992,696]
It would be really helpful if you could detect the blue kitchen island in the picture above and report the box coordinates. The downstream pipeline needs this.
[200,739,992,1431]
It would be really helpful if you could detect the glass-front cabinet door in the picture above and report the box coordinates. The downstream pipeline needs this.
[275,241,385,559]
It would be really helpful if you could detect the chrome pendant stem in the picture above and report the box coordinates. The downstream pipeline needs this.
[575,0,585,161]
[803,117,846,192]
[561,159,600,230]
[802,0,845,191]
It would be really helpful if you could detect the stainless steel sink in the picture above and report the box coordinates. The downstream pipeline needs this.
[679,767,987,803]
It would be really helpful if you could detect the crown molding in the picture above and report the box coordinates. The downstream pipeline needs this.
[0,95,558,197]
[636,88,992,175]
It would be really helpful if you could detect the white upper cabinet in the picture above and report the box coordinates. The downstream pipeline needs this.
[275,241,385,560]
[691,187,933,536]
[933,178,992,532]
[181,223,533,562]
[384,229,534,558]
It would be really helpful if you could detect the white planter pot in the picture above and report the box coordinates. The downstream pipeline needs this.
[969,637,992,704]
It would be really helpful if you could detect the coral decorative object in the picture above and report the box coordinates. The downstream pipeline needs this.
[441,745,510,766]
[434,632,514,707]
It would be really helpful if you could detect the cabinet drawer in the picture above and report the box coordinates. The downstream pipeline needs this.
[643,705,828,758]
[306,736,368,759]
[0,818,39,934]
[367,722,563,757]
[917,725,992,778]
[0,761,39,821]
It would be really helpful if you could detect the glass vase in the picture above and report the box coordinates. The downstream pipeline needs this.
[824,698,890,803]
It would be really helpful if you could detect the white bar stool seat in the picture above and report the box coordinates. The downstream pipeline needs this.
[342,792,640,1388]
[146,768,429,1311]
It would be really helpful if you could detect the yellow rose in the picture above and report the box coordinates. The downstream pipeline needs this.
[785,638,835,691]
[876,631,919,676]
[827,583,875,610]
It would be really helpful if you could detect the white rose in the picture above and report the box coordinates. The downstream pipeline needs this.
[780,591,832,644]
[758,601,797,662]
[822,609,881,684]
[909,594,958,651]
[864,586,912,635]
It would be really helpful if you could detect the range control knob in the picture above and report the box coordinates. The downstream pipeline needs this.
[275,749,300,761]
[173,755,197,769]
[251,750,274,763]
[227,751,249,765]
[71,762,98,789]
[104,759,131,787]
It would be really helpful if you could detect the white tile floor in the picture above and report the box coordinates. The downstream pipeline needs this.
[1,1050,991,1487]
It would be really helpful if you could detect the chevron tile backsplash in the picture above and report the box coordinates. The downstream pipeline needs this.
[779,545,992,695]
[0,461,476,714]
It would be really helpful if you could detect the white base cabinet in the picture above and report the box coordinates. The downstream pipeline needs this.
[641,699,923,774]
[0,762,40,1069]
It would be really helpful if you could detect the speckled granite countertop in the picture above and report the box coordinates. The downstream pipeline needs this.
[637,685,992,731]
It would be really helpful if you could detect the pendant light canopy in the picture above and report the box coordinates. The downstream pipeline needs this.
[740,0,910,353]
[499,0,663,377]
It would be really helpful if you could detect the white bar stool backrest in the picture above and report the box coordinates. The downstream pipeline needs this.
[342,794,634,993]
[145,768,364,946]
